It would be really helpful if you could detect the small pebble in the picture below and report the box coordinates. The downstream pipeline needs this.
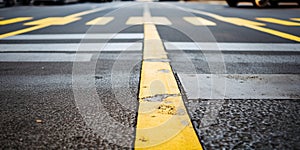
[36,119,43,123]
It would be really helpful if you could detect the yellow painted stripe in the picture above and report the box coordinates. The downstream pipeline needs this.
[185,8,300,42]
[0,17,33,25]
[126,17,172,25]
[256,18,300,26]
[244,24,300,42]
[86,17,114,25]
[135,4,202,149]
[0,7,110,39]
[221,17,265,26]
[0,25,49,39]
[290,18,300,22]
[24,17,81,26]
[183,17,216,26]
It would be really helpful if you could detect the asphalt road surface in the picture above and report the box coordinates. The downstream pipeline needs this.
[0,1,300,149]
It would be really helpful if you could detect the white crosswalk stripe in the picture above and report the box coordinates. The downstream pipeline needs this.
[164,42,300,52]
[1,33,144,40]
[0,53,92,62]
[0,33,143,62]
[0,43,142,52]
[178,74,300,99]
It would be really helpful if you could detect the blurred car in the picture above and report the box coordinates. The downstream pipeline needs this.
[226,0,300,7]
[32,0,78,5]
[0,0,15,6]
[0,0,31,6]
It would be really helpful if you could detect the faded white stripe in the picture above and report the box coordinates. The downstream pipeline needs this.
[165,42,300,52]
[1,33,144,40]
[0,43,142,52]
[178,74,300,99]
[0,53,92,62]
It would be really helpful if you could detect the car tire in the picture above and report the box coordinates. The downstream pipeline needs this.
[33,1,40,5]
[21,0,31,5]
[226,0,238,7]
[269,1,278,7]
[4,0,16,7]
[59,0,66,5]
[253,0,269,7]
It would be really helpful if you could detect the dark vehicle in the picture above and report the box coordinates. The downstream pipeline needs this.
[0,0,15,6]
[226,0,300,7]
[0,0,31,6]
[32,0,78,5]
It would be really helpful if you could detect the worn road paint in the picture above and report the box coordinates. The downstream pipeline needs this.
[164,42,300,52]
[181,6,300,42]
[256,18,300,26]
[183,17,216,26]
[178,74,300,99]
[126,17,172,25]
[0,17,33,25]
[86,17,114,25]
[0,6,116,39]
[1,33,144,40]
[24,17,81,26]
[291,18,300,22]
[0,43,142,52]
[134,3,202,150]
[0,53,92,62]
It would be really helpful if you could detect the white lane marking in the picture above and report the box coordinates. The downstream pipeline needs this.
[1,33,144,40]
[164,42,300,52]
[183,17,216,26]
[126,17,172,25]
[86,17,114,25]
[0,43,142,52]
[0,53,92,62]
[178,74,300,99]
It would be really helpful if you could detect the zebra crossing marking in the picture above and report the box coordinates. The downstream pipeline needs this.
[164,42,300,52]
[0,53,92,62]
[0,43,142,52]
[178,74,300,99]
[0,33,143,40]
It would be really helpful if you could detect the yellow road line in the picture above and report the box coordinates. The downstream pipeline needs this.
[86,17,114,25]
[126,17,172,25]
[135,4,202,149]
[0,25,49,39]
[220,17,265,26]
[256,17,300,26]
[184,17,216,26]
[244,24,300,42]
[184,7,300,42]
[24,17,81,26]
[0,17,33,25]
[0,7,111,39]
[290,18,300,22]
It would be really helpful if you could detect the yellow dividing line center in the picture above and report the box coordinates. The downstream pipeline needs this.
[134,4,202,150]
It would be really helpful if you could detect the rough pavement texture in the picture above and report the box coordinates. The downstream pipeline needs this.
[186,99,300,149]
